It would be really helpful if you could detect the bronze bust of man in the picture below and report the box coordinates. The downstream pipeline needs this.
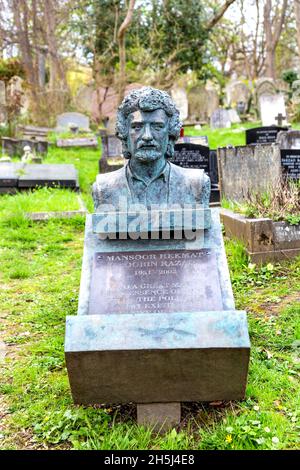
[93,87,210,209]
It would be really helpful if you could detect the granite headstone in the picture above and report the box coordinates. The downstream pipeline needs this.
[277,130,300,180]
[246,126,287,145]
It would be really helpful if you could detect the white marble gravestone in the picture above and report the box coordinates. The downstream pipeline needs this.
[259,94,287,126]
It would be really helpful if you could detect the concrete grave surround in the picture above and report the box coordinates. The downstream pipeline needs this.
[65,86,250,429]
[56,112,90,131]
[221,208,300,263]
[259,94,287,126]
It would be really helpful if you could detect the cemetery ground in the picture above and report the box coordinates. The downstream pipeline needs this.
[0,124,299,450]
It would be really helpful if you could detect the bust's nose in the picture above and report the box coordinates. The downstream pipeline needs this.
[141,123,153,141]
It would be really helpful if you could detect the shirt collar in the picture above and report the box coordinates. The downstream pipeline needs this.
[126,160,170,184]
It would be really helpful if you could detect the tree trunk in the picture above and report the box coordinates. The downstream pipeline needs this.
[12,0,37,91]
[43,0,67,91]
[117,0,136,104]
[294,0,300,60]
[263,0,288,79]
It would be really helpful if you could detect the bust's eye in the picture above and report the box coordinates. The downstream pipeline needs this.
[131,123,142,130]
[152,123,164,130]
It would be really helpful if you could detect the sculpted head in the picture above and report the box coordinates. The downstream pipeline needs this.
[116,87,181,163]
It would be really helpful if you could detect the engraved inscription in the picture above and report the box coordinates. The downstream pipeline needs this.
[171,143,209,170]
[246,126,286,145]
[281,150,300,179]
[88,249,223,315]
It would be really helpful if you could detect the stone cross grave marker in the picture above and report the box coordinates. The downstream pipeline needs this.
[275,113,286,127]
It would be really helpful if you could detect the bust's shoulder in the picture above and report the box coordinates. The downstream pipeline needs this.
[95,166,126,188]
[169,161,205,182]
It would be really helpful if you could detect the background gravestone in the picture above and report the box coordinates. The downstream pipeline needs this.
[228,108,241,124]
[99,134,124,173]
[187,84,219,123]
[7,75,29,115]
[225,80,250,111]
[171,142,219,203]
[259,94,287,126]
[171,143,209,171]
[210,109,231,129]
[177,135,208,146]
[0,80,6,123]
[292,80,300,105]
[171,86,188,121]
[256,77,277,100]
[277,130,300,180]
[218,144,282,202]
[74,82,94,114]
[56,112,90,131]
[246,126,287,145]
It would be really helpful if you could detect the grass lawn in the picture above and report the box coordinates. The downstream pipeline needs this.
[0,127,299,450]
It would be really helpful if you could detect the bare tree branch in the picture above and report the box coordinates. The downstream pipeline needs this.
[205,0,237,30]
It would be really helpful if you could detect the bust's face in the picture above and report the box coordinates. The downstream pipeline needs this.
[127,108,169,163]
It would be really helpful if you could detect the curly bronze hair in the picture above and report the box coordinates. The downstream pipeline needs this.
[116,87,181,159]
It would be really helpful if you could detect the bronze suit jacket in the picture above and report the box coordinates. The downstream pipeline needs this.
[92,161,210,210]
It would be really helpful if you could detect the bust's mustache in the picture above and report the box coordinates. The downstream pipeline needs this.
[137,142,158,149]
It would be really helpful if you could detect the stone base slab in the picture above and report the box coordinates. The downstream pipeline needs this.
[137,403,181,432]
[65,310,250,405]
